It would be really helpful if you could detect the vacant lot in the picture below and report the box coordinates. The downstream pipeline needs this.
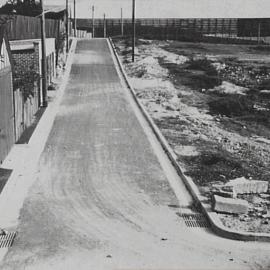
[114,38,270,233]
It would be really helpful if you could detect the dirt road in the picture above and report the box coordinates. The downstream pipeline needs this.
[1,39,270,270]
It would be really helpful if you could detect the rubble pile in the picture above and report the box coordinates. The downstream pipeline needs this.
[215,61,270,89]
[212,177,270,225]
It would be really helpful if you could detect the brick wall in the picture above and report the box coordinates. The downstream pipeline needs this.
[12,42,40,80]
[11,42,56,105]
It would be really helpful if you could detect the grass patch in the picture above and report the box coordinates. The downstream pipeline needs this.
[182,149,269,186]
[208,95,254,117]
[160,57,221,91]
[187,58,217,75]
[250,45,270,52]
[182,151,244,185]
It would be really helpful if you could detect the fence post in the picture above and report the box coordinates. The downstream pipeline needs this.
[65,0,69,52]
[215,18,218,37]
[121,8,124,36]
[193,19,196,38]
[103,14,106,38]
[92,5,95,38]
[132,0,135,62]
[40,0,47,107]
[73,0,76,37]
[229,19,232,38]
[221,18,224,37]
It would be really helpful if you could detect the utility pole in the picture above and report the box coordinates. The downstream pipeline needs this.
[92,5,95,38]
[132,0,135,62]
[258,20,261,44]
[65,0,69,53]
[103,13,106,38]
[74,0,76,37]
[121,8,124,36]
[40,0,47,107]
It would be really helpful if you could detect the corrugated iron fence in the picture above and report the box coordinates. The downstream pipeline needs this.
[76,18,238,39]
[76,18,270,43]
[5,15,61,41]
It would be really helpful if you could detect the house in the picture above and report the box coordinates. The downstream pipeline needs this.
[10,38,56,106]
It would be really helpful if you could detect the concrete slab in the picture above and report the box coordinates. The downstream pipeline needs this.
[213,195,249,214]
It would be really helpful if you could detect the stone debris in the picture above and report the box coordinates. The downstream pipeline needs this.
[262,220,269,225]
[247,205,270,220]
[213,195,249,214]
[239,215,251,222]
[212,189,235,198]
[211,184,236,198]
[259,194,270,199]
[0,229,7,236]
[208,81,248,95]
[224,177,269,195]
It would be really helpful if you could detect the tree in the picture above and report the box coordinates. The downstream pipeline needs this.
[0,0,41,16]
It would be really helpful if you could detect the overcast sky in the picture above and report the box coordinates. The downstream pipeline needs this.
[65,0,270,19]
[1,0,270,19]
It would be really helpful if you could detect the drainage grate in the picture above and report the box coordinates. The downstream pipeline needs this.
[179,213,209,228]
[0,232,17,248]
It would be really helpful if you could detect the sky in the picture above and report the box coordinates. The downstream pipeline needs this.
[65,0,270,19]
[1,0,270,19]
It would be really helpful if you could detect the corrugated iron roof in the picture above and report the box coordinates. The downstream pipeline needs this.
[43,5,66,19]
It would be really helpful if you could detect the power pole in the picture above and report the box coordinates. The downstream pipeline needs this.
[258,20,261,44]
[66,0,69,53]
[103,13,106,38]
[74,0,76,37]
[121,8,124,36]
[92,5,95,38]
[132,0,135,62]
[40,0,47,107]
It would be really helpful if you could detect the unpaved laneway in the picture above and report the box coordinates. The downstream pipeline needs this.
[1,39,270,270]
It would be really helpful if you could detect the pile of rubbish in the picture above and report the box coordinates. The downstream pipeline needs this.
[211,177,270,224]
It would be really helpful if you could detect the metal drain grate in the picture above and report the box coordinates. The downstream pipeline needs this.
[0,232,17,248]
[179,213,209,228]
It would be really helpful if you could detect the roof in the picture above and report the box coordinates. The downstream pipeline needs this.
[43,5,66,19]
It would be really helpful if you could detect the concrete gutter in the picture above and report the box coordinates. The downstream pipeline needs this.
[108,37,270,242]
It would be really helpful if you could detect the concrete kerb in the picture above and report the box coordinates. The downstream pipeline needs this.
[0,38,77,230]
[108,37,270,242]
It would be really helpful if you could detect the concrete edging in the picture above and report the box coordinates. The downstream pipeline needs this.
[108,37,270,242]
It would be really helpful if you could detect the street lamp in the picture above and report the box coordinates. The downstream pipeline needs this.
[103,13,106,38]
[132,0,135,62]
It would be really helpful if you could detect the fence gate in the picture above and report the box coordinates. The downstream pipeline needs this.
[0,34,15,164]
